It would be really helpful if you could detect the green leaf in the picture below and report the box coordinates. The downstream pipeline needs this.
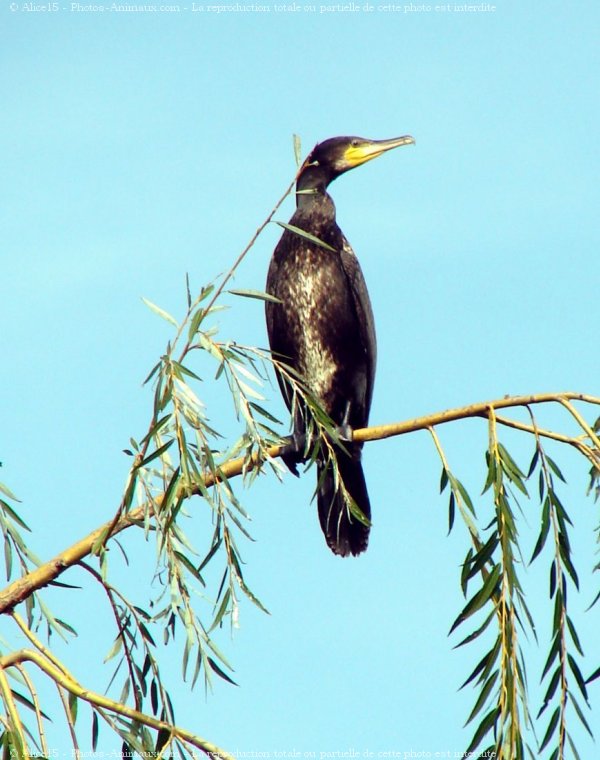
[92,710,99,750]
[453,610,496,649]
[293,133,302,166]
[530,497,551,563]
[207,656,237,686]
[568,654,589,702]
[228,288,281,303]
[138,439,175,469]
[0,481,20,502]
[465,531,499,581]
[527,447,539,477]
[275,221,337,252]
[3,536,12,580]
[585,664,600,684]
[104,635,124,663]
[465,706,499,756]
[141,297,178,327]
[566,614,584,656]
[459,638,500,690]
[210,588,231,632]
[464,670,498,726]
[547,455,566,483]
[454,476,476,516]
[449,564,501,634]
[568,690,594,737]
[68,692,78,723]
[539,706,560,752]
[538,666,561,717]
[541,633,560,681]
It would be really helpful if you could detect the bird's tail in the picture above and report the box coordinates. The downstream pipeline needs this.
[317,449,371,557]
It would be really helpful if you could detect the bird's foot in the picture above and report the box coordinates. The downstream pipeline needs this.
[279,431,308,477]
[333,422,353,443]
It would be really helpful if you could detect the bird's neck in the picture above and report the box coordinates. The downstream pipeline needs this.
[295,165,336,216]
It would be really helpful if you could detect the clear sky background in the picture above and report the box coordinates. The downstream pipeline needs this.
[2,1,600,757]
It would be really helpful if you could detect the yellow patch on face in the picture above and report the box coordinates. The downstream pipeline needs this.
[343,143,385,168]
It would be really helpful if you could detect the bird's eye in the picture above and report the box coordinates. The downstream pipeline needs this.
[351,139,360,147]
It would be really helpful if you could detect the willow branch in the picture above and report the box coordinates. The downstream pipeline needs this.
[0,649,234,760]
[0,391,598,615]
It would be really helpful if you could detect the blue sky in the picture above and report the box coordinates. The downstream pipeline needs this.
[2,1,600,756]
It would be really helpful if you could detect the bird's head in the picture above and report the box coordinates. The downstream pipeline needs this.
[300,134,415,187]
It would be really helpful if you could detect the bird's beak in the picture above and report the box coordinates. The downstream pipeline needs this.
[343,135,415,168]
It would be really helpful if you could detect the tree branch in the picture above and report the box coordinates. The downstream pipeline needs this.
[0,391,598,615]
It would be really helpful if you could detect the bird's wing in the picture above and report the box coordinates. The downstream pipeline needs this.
[340,236,377,413]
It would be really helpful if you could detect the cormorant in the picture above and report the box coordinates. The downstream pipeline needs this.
[265,135,415,557]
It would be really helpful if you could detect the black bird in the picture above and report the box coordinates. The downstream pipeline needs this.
[265,135,415,556]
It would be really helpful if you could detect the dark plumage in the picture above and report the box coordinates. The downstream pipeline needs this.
[265,135,414,556]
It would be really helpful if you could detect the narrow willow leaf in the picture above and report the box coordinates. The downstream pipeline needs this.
[55,618,77,636]
[539,706,560,752]
[465,706,499,755]
[104,635,124,663]
[275,221,337,252]
[466,532,499,581]
[293,134,302,166]
[566,731,583,760]
[541,634,560,681]
[538,666,561,718]
[448,491,456,535]
[142,360,161,387]
[527,447,539,477]
[236,573,270,615]
[566,614,584,656]
[460,547,474,596]
[531,498,551,563]
[228,288,281,304]
[171,360,202,382]
[208,656,237,685]
[11,689,50,719]
[549,560,556,599]
[459,638,500,690]
[68,692,78,723]
[0,481,20,501]
[210,588,231,632]
[150,679,158,714]
[547,456,566,482]
[198,539,223,573]
[138,439,175,468]
[559,541,580,589]
[453,609,496,649]
[3,536,12,580]
[439,467,449,493]
[188,307,206,340]
[498,443,529,495]
[568,690,594,737]
[92,711,99,750]
[141,297,178,327]
[482,453,497,494]
[464,671,498,726]
[568,654,589,702]
[585,664,600,684]
[249,401,281,425]
[552,589,564,636]
[449,564,501,634]
[174,550,205,586]
[453,476,476,515]
[0,500,29,530]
